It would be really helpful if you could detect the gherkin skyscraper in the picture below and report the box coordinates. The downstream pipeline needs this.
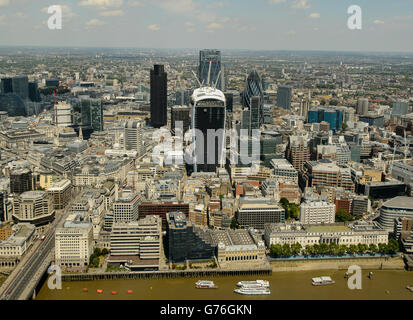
[241,70,264,127]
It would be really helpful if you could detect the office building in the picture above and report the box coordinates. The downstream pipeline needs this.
[47,179,72,210]
[0,223,35,265]
[287,135,310,171]
[55,214,93,269]
[28,82,40,102]
[392,100,409,117]
[171,105,191,135]
[1,78,13,94]
[10,168,33,194]
[150,64,167,128]
[12,76,29,100]
[54,102,72,127]
[108,215,162,270]
[80,98,104,131]
[0,191,9,223]
[378,196,413,231]
[358,114,384,127]
[270,158,298,183]
[237,198,285,229]
[276,85,292,110]
[191,86,226,172]
[199,49,222,90]
[12,191,55,227]
[175,89,191,106]
[113,193,141,222]
[138,201,189,231]
[303,159,354,192]
[124,120,144,156]
[357,98,369,115]
[299,201,336,225]
[166,211,215,263]
[241,70,264,124]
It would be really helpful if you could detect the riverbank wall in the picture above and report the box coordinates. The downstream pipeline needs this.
[270,256,406,272]
[61,268,272,282]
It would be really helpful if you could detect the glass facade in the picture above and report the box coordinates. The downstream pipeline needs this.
[199,50,222,89]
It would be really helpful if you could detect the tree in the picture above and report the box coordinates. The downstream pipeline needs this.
[291,243,302,256]
[328,243,339,255]
[348,245,358,255]
[287,204,300,220]
[368,244,378,254]
[357,243,368,254]
[94,248,102,256]
[330,99,338,106]
[319,243,329,255]
[304,245,313,256]
[387,239,399,254]
[342,122,348,130]
[313,244,320,256]
[101,248,109,256]
[320,99,326,106]
[378,243,388,254]
[230,217,238,230]
[335,209,354,222]
[279,198,289,209]
[338,245,348,256]
[270,244,283,258]
[282,244,292,257]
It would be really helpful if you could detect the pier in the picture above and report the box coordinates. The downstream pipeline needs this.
[61,268,272,282]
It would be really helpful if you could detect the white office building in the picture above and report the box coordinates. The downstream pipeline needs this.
[55,214,93,269]
[113,193,141,222]
[300,201,336,225]
[54,102,72,127]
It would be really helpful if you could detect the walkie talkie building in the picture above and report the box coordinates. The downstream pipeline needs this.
[191,87,226,173]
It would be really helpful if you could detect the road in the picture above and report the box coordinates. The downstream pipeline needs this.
[0,192,78,300]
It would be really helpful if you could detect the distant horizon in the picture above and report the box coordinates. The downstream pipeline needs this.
[1,45,413,56]
[0,1,412,52]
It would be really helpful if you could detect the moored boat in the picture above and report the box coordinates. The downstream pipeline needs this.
[407,285,413,292]
[236,280,269,288]
[195,280,218,289]
[234,287,271,295]
[312,276,335,286]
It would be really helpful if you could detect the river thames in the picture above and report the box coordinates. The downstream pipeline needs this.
[36,269,413,300]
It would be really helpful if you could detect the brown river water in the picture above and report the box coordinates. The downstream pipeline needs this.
[36,269,413,300]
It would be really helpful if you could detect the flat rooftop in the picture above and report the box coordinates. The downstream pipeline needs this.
[306,225,350,233]
[383,196,413,209]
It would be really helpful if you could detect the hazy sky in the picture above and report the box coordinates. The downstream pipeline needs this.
[0,0,412,52]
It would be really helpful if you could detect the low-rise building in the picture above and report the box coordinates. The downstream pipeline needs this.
[265,221,388,247]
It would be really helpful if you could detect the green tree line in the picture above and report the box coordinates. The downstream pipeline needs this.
[269,239,399,258]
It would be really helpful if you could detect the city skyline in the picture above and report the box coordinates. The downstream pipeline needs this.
[0,0,412,52]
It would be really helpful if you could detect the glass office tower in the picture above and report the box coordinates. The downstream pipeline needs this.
[241,70,264,125]
[191,87,226,173]
[199,50,222,90]
[277,85,292,110]
[150,64,167,128]
[81,98,104,132]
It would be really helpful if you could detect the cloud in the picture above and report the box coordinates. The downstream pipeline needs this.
[291,0,310,9]
[0,15,5,25]
[86,18,106,27]
[309,13,320,19]
[14,12,25,18]
[127,0,143,7]
[373,20,385,25]
[207,2,229,9]
[99,9,124,16]
[206,22,222,32]
[268,0,310,8]
[147,24,160,31]
[79,0,123,9]
[41,5,78,22]
[0,0,9,7]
